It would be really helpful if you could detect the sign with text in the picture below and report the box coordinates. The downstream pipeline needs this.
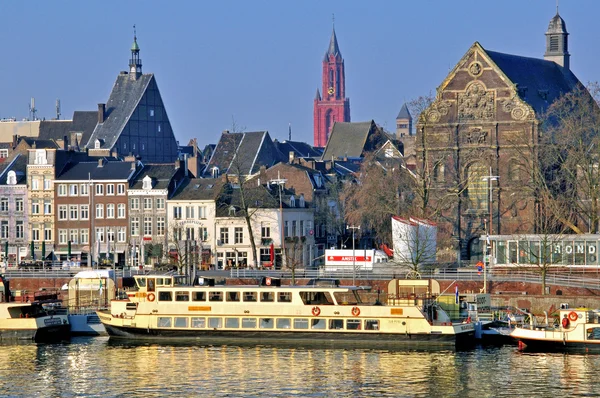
[475,294,491,312]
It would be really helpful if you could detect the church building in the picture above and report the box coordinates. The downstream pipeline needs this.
[313,27,351,148]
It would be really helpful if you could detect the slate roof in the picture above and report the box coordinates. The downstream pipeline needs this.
[38,120,72,141]
[56,160,137,181]
[0,153,27,186]
[216,184,291,217]
[70,111,99,148]
[321,121,383,160]
[130,163,179,190]
[20,137,59,149]
[396,103,411,120]
[273,140,322,159]
[171,178,224,201]
[485,47,580,115]
[85,73,154,150]
[205,131,280,176]
[324,28,342,61]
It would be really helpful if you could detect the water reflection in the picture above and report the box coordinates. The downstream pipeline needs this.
[0,339,600,397]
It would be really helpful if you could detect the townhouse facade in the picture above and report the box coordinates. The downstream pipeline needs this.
[0,154,29,265]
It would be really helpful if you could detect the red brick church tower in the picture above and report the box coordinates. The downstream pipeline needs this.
[313,27,351,148]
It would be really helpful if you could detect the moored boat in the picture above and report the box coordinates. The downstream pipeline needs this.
[511,308,600,352]
[0,275,70,341]
[97,275,475,347]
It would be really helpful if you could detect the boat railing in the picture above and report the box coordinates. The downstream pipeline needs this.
[67,305,107,316]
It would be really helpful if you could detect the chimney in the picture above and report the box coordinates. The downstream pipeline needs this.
[130,161,136,171]
[98,103,105,124]
[12,134,18,149]
[289,151,295,164]
[175,159,181,170]
[63,135,68,151]
[98,158,104,167]
[223,130,230,134]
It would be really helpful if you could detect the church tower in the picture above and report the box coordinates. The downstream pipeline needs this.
[544,9,569,70]
[313,27,351,148]
[129,25,143,80]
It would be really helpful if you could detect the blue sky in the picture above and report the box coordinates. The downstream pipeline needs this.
[0,1,598,148]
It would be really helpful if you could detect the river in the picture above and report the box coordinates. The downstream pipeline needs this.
[0,338,598,397]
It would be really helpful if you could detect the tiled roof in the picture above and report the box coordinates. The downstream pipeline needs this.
[321,121,381,160]
[85,73,154,150]
[216,184,287,217]
[171,178,224,201]
[273,140,322,159]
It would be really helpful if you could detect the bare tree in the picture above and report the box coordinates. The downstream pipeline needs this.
[390,217,437,278]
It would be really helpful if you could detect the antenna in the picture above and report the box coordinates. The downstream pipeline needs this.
[55,98,61,120]
[288,123,292,141]
[29,97,37,121]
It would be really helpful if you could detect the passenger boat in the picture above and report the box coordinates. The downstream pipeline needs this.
[0,275,70,341]
[511,308,600,352]
[97,275,475,346]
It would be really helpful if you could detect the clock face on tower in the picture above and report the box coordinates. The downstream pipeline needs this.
[328,86,335,95]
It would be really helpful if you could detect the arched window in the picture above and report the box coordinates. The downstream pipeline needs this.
[94,139,101,149]
[467,163,487,210]
[142,175,152,190]
[6,171,16,185]
[299,194,305,208]
[212,167,220,179]
[325,109,333,141]
[290,195,296,207]
[508,160,520,182]
[433,163,445,183]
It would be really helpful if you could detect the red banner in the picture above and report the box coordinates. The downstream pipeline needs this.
[327,256,372,262]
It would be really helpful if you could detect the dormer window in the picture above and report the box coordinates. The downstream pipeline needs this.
[6,171,16,185]
[212,167,220,178]
[299,194,305,208]
[314,175,322,188]
[142,175,152,190]
[385,148,394,158]
[94,139,101,149]
[34,149,47,165]
[229,206,236,216]
[290,195,296,207]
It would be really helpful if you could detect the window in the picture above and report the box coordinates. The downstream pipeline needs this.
[208,318,222,328]
[158,292,172,302]
[174,317,188,328]
[57,184,67,196]
[44,200,51,215]
[44,228,52,241]
[156,198,165,210]
[284,221,289,237]
[69,229,78,244]
[69,184,78,196]
[467,163,487,211]
[149,109,154,117]
[329,319,344,330]
[130,198,139,210]
[278,292,292,303]
[262,226,270,238]
[186,227,195,241]
[107,227,115,242]
[260,292,274,302]
[243,292,257,302]
[117,203,126,218]
[31,177,40,191]
[300,221,304,237]
[0,149,7,158]
[433,164,445,183]
[242,318,257,328]
[80,229,89,244]
[234,227,243,244]
[259,318,274,329]
[277,319,291,329]
[117,184,126,195]
[199,227,208,241]
[131,217,140,236]
[294,319,309,329]
[15,221,23,239]
[144,217,152,236]
[80,183,89,196]
[31,200,40,215]
[186,206,194,219]
[191,317,206,328]
[58,229,67,244]
[292,221,297,237]
[225,318,239,328]
[365,320,380,330]
[58,206,67,221]
[209,292,223,302]
[0,198,7,212]
[95,204,104,219]
[96,228,104,243]
[311,319,326,330]
[173,206,182,220]
[69,205,78,220]
[226,291,240,302]
[173,227,182,241]
[32,227,40,241]
[192,291,206,301]
[157,217,165,236]
[117,227,126,243]
[43,177,51,190]
[0,221,7,239]
[106,204,115,219]
[144,198,152,210]
[95,184,103,196]
[15,199,23,212]
[347,319,361,330]
[80,205,89,220]
[106,184,115,195]
[198,206,206,219]
[220,228,229,244]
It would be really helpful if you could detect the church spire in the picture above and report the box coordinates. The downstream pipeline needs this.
[323,22,342,62]
[544,10,569,70]
[129,24,143,80]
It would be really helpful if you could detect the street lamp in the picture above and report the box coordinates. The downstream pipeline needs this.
[482,168,499,294]
[346,225,360,286]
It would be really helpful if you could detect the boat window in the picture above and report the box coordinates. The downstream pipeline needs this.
[158,291,172,301]
[174,317,188,328]
[294,318,309,329]
[175,291,190,301]
[242,318,257,328]
[243,292,257,302]
[148,279,155,292]
[136,278,146,288]
[260,318,274,329]
[587,328,600,340]
[277,292,292,303]
[192,291,206,301]
[276,318,291,329]
[208,317,222,328]
[347,319,361,330]
[311,319,326,330]
[226,291,240,302]
[299,291,334,305]
[156,277,171,286]
[329,319,344,330]
[158,317,172,327]
[333,292,359,305]
[365,320,379,330]
[209,292,223,302]
[225,318,240,328]
[191,317,206,328]
[260,292,275,302]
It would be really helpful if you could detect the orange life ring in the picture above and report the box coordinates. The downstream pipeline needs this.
[562,317,570,328]
[312,306,321,316]
[147,293,155,302]
[265,277,272,286]
[568,311,578,322]
[351,307,360,317]
[466,316,472,323]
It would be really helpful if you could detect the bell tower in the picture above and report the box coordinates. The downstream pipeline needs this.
[313,25,351,148]
[129,25,143,80]
[544,9,569,70]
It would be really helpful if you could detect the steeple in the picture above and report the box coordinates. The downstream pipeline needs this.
[544,10,569,70]
[396,103,413,138]
[323,27,342,62]
[129,24,143,80]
